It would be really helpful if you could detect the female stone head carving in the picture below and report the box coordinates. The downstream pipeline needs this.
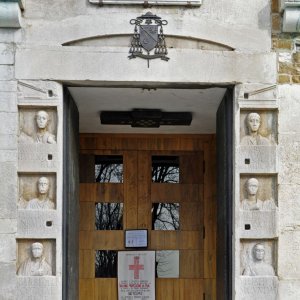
[36,110,50,129]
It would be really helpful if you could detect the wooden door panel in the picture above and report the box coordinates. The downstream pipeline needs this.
[80,250,95,279]
[123,151,138,229]
[151,184,200,203]
[79,134,216,300]
[137,151,151,229]
[156,279,180,300]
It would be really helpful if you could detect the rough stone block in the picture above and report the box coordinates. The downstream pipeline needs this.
[0,43,14,65]
[0,234,16,262]
[0,149,17,162]
[0,219,17,234]
[0,262,16,300]
[278,74,291,84]
[278,280,300,299]
[0,162,17,218]
[0,92,17,112]
[278,183,300,226]
[0,112,17,134]
[0,65,14,80]
[0,134,17,150]
[239,276,278,300]
[238,146,277,173]
[240,210,279,239]
[278,230,300,278]
[278,85,300,133]
[17,210,59,238]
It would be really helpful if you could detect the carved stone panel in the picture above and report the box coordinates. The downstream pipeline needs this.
[18,144,58,172]
[18,107,57,145]
[240,175,277,211]
[18,174,56,210]
[240,210,279,239]
[240,111,277,145]
[240,241,276,276]
[239,276,278,300]
[17,239,56,276]
[17,210,58,238]
[17,277,59,300]
[238,145,277,173]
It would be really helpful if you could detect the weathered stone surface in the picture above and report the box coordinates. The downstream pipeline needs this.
[0,149,17,162]
[0,112,17,134]
[0,65,14,80]
[0,262,16,300]
[278,183,300,226]
[278,280,300,299]
[0,91,17,112]
[17,277,60,300]
[240,210,279,239]
[238,146,277,173]
[0,43,14,65]
[0,134,17,150]
[0,162,17,218]
[18,144,58,172]
[278,230,300,278]
[239,276,278,300]
[17,210,59,238]
[0,219,17,234]
[15,48,277,84]
[0,234,16,262]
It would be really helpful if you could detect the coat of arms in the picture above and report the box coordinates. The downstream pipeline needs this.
[129,12,169,67]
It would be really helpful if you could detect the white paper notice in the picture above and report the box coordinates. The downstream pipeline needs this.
[118,251,155,300]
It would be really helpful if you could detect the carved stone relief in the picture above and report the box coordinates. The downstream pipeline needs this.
[240,241,276,276]
[240,111,277,145]
[240,176,277,210]
[18,175,56,210]
[17,240,55,276]
[18,108,57,145]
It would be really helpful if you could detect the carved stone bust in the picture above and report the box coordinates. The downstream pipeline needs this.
[25,177,55,210]
[17,242,52,276]
[241,112,271,146]
[19,110,56,144]
[243,243,275,276]
[241,178,276,210]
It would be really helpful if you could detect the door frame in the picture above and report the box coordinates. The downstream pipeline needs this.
[62,85,234,300]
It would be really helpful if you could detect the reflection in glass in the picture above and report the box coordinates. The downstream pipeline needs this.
[152,203,179,230]
[156,250,179,278]
[95,203,123,230]
[95,155,123,183]
[95,250,117,278]
[152,156,179,183]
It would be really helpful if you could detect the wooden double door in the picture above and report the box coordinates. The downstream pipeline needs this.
[79,134,216,300]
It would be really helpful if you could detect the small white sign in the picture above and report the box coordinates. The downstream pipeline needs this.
[118,251,155,300]
[125,230,148,248]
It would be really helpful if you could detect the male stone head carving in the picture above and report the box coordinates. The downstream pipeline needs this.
[241,178,276,210]
[35,110,56,144]
[17,242,52,276]
[26,177,55,210]
[243,243,275,276]
[241,112,271,146]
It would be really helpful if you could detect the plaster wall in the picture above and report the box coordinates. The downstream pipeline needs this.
[0,0,299,299]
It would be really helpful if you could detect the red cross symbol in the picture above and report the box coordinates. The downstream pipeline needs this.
[129,256,144,279]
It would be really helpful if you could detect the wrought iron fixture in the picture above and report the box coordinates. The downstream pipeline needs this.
[100,109,192,128]
[129,12,169,67]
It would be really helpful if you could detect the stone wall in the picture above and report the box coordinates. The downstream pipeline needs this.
[272,0,300,84]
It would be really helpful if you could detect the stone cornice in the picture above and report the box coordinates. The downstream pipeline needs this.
[0,0,24,28]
